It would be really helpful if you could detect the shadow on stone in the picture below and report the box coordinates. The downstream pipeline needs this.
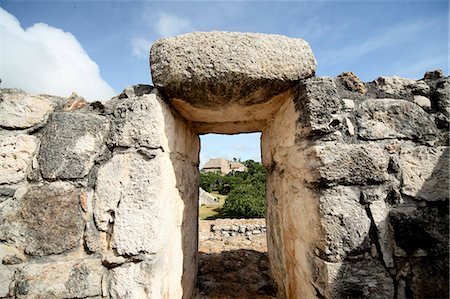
[330,147,449,298]
[196,249,277,298]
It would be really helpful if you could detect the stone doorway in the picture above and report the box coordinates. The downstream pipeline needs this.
[196,133,274,298]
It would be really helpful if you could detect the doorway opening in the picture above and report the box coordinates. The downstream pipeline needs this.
[195,133,277,298]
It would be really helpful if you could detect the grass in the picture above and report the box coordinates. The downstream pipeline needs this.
[199,191,227,220]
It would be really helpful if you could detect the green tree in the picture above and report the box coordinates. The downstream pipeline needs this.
[200,159,267,218]
[221,183,265,218]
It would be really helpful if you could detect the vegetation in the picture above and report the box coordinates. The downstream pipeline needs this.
[200,160,266,218]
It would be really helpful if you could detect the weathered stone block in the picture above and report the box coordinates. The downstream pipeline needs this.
[151,31,316,108]
[0,89,56,129]
[314,258,394,298]
[94,152,177,256]
[369,199,394,267]
[389,204,448,256]
[14,258,104,298]
[357,98,437,140]
[372,76,430,97]
[0,134,37,184]
[109,90,173,151]
[38,112,109,179]
[318,186,371,258]
[0,265,15,297]
[296,77,342,135]
[309,143,389,185]
[399,146,449,201]
[433,77,450,117]
[109,259,163,299]
[20,182,85,256]
[408,256,449,298]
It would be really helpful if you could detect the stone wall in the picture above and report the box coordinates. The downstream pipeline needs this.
[262,70,449,298]
[0,31,448,299]
[0,86,199,299]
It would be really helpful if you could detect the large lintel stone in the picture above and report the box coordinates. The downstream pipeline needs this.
[150,31,316,125]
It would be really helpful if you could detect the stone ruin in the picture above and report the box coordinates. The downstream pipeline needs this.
[0,31,448,298]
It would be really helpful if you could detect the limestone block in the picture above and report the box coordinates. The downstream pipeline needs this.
[0,134,37,184]
[314,258,394,298]
[296,77,342,135]
[38,112,109,179]
[19,182,85,256]
[109,260,163,299]
[399,146,449,201]
[0,243,26,265]
[319,186,371,258]
[109,90,174,151]
[0,89,56,129]
[0,265,15,297]
[413,95,431,109]
[433,77,450,117]
[369,200,394,267]
[14,258,104,298]
[94,152,177,256]
[389,205,448,256]
[309,143,389,185]
[357,99,437,140]
[373,76,430,97]
[151,31,316,109]
[408,256,449,298]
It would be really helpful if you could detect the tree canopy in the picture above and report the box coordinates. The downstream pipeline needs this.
[200,159,266,218]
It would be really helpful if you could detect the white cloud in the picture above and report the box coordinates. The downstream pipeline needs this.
[131,36,151,59]
[155,12,193,37]
[131,12,193,60]
[0,8,116,101]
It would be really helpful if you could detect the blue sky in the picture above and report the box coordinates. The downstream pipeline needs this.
[1,0,448,165]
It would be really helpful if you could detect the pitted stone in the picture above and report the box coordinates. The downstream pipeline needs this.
[0,89,56,129]
[24,183,84,255]
[38,112,109,179]
[150,32,316,125]
[357,98,437,140]
[0,134,37,184]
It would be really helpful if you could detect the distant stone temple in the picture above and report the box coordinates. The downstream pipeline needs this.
[201,158,247,174]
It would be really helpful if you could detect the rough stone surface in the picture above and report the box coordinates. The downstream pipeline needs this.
[14,258,104,298]
[337,72,367,94]
[38,112,110,179]
[63,92,88,111]
[389,205,448,256]
[369,199,394,267]
[151,31,316,109]
[399,146,449,201]
[0,89,56,129]
[413,95,431,109]
[315,258,394,298]
[372,76,430,97]
[108,259,163,299]
[0,265,15,297]
[109,90,172,150]
[0,134,37,184]
[357,98,437,140]
[433,77,450,117]
[296,77,342,135]
[318,186,371,259]
[310,143,389,185]
[94,152,177,256]
[19,182,84,256]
